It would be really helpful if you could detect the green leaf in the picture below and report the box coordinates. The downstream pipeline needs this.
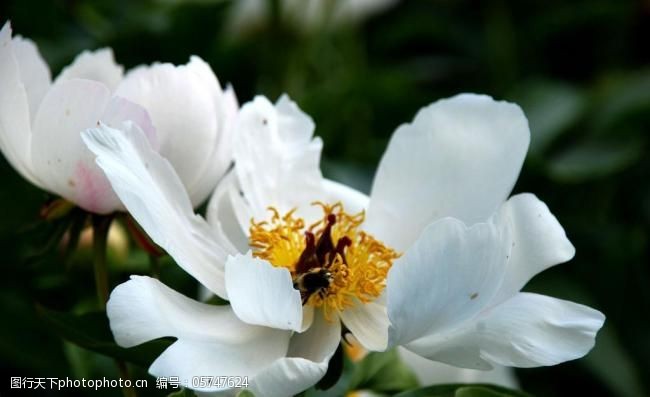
[167,388,196,397]
[237,390,256,397]
[348,349,419,394]
[394,383,533,397]
[547,139,643,183]
[36,304,172,367]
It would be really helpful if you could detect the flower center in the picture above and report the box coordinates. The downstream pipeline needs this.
[249,202,399,319]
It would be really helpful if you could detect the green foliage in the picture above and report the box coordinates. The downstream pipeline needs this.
[394,384,532,397]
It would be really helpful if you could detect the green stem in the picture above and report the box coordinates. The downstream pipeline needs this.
[92,215,112,307]
[92,215,136,397]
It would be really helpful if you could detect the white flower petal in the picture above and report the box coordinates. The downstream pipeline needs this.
[365,94,530,251]
[108,276,267,345]
[206,169,251,253]
[188,82,239,206]
[248,310,341,396]
[55,48,123,91]
[402,292,604,369]
[234,95,324,219]
[0,22,41,186]
[30,78,122,213]
[477,292,605,368]
[491,193,576,304]
[82,122,230,297]
[387,217,508,348]
[225,252,303,331]
[114,57,230,206]
[398,348,518,389]
[11,34,51,121]
[340,300,388,351]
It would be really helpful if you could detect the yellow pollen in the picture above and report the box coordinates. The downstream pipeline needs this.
[249,202,400,320]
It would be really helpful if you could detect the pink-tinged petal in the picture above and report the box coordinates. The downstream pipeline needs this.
[55,48,123,91]
[31,78,155,213]
[365,94,530,251]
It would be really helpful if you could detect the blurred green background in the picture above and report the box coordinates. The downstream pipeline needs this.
[0,0,649,396]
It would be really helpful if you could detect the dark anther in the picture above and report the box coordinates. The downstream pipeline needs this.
[315,214,336,264]
[295,231,318,274]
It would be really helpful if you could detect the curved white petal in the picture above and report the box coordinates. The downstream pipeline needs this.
[55,48,123,91]
[181,64,239,206]
[398,348,518,389]
[402,293,604,369]
[111,277,292,392]
[340,300,388,351]
[248,310,341,396]
[491,193,576,304]
[225,252,303,331]
[234,95,324,220]
[206,170,251,253]
[82,122,230,296]
[387,217,508,348]
[365,94,530,251]
[115,56,231,206]
[0,22,41,186]
[11,34,51,121]
[477,293,605,368]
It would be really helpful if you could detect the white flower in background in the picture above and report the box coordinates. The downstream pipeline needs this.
[0,22,236,214]
[82,93,604,396]
[228,0,398,35]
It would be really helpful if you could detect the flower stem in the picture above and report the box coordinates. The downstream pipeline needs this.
[92,215,112,306]
[92,215,136,397]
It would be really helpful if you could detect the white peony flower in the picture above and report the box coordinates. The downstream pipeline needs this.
[0,22,236,213]
[82,93,604,396]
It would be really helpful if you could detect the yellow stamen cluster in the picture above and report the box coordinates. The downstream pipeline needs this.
[249,202,399,320]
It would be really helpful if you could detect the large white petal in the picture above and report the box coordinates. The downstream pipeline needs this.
[82,122,230,296]
[0,22,41,186]
[225,252,303,331]
[402,292,604,369]
[398,348,518,389]
[54,48,123,91]
[490,193,575,304]
[234,95,324,220]
[11,34,51,121]
[247,311,341,396]
[109,276,291,393]
[387,217,508,348]
[114,57,229,206]
[365,94,530,251]
[340,300,388,351]
[477,292,605,368]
